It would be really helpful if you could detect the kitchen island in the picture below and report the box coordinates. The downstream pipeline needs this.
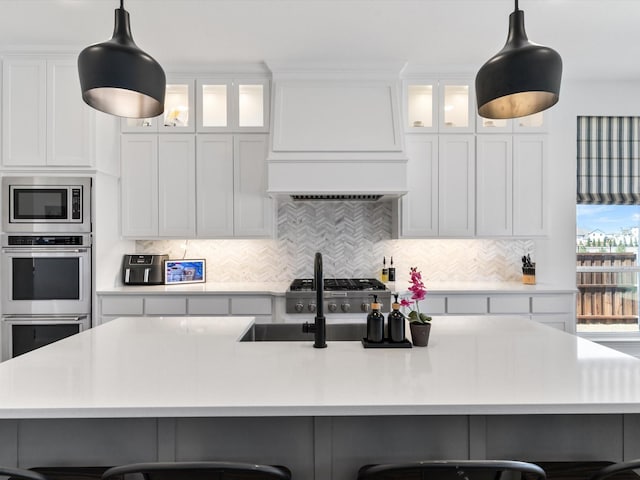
[0,316,639,479]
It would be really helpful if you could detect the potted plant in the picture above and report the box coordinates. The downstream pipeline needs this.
[400,267,432,346]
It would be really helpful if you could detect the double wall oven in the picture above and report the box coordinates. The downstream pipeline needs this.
[1,177,92,360]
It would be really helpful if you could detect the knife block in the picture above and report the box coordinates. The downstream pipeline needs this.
[522,264,536,285]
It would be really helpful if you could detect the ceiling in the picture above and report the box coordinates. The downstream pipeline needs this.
[2,0,639,80]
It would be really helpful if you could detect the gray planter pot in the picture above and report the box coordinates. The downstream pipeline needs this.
[409,322,431,347]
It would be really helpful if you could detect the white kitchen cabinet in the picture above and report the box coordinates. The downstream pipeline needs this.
[438,135,475,237]
[197,134,273,238]
[2,56,95,168]
[121,135,196,238]
[121,135,159,237]
[121,75,196,133]
[196,135,234,237]
[476,135,513,236]
[404,77,474,133]
[197,77,269,133]
[513,135,547,236]
[233,135,273,237]
[395,134,474,238]
[397,135,438,237]
[97,294,274,325]
[158,135,196,237]
[476,111,549,133]
[476,134,547,237]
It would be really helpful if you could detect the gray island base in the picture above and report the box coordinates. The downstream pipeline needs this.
[1,316,640,480]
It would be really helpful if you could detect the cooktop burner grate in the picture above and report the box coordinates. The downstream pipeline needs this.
[289,278,387,292]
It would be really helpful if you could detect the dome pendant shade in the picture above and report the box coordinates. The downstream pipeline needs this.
[78,4,166,118]
[475,8,562,119]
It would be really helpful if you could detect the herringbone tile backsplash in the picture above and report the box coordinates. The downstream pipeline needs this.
[137,200,533,283]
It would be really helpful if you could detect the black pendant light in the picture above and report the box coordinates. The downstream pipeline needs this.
[475,0,562,119]
[78,0,166,118]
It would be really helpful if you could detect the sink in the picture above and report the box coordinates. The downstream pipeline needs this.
[239,323,366,342]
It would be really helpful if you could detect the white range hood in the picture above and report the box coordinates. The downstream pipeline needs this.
[266,63,408,200]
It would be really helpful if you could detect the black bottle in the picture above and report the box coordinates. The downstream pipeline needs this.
[388,256,396,282]
[366,294,385,343]
[388,293,406,342]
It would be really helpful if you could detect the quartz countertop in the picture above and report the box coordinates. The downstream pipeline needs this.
[0,315,637,419]
[96,281,576,296]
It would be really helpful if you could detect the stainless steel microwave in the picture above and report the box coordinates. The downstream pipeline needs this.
[2,177,91,233]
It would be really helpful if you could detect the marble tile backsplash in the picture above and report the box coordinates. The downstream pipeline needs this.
[136,200,533,283]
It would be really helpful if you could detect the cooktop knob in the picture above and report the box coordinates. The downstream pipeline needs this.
[361,303,370,313]
[341,302,351,313]
[328,303,338,312]
[308,303,317,313]
[295,302,304,313]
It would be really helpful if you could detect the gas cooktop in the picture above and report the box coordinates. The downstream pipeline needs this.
[289,278,387,292]
[286,278,391,314]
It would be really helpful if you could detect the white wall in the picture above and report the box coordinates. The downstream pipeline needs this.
[536,78,640,288]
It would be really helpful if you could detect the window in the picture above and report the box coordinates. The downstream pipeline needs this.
[576,117,640,333]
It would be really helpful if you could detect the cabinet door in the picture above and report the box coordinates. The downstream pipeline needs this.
[47,59,95,166]
[2,58,47,166]
[404,80,438,132]
[438,80,474,133]
[196,134,234,237]
[121,135,159,237]
[399,134,438,237]
[158,135,196,237]
[476,135,513,236]
[513,135,547,236]
[513,111,548,133]
[158,76,196,133]
[236,79,270,132]
[438,135,475,236]
[233,134,274,237]
[197,78,233,132]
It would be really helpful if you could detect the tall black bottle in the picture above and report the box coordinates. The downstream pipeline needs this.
[388,293,406,342]
[366,294,385,343]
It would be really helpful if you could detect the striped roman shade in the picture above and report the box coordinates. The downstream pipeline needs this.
[577,116,640,204]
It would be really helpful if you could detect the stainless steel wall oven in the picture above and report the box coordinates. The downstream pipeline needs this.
[1,233,92,360]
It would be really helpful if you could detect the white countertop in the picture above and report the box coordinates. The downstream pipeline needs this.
[0,315,638,419]
[97,281,576,296]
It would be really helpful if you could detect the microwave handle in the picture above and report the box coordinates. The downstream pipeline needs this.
[144,268,150,283]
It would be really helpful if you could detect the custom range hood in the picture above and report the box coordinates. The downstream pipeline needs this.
[266,63,408,201]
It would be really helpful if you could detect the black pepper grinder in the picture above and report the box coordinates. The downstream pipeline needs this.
[388,293,406,343]
[366,294,385,343]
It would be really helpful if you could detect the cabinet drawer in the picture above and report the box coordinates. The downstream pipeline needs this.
[531,295,574,313]
[230,296,272,315]
[101,296,144,316]
[145,296,187,315]
[447,296,488,314]
[424,295,446,314]
[188,296,230,315]
[489,295,530,314]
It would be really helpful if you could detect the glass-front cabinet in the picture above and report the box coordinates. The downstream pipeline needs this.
[405,81,436,132]
[197,78,269,132]
[405,78,474,133]
[121,76,195,133]
[477,111,548,133]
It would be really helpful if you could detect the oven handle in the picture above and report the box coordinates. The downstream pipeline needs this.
[2,315,89,323]
[1,248,89,254]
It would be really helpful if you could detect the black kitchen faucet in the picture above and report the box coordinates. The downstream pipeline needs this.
[302,252,327,348]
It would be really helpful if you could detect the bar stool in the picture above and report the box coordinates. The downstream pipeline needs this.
[1,467,48,480]
[357,459,546,480]
[102,461,292,480]
[588,460,640,480]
